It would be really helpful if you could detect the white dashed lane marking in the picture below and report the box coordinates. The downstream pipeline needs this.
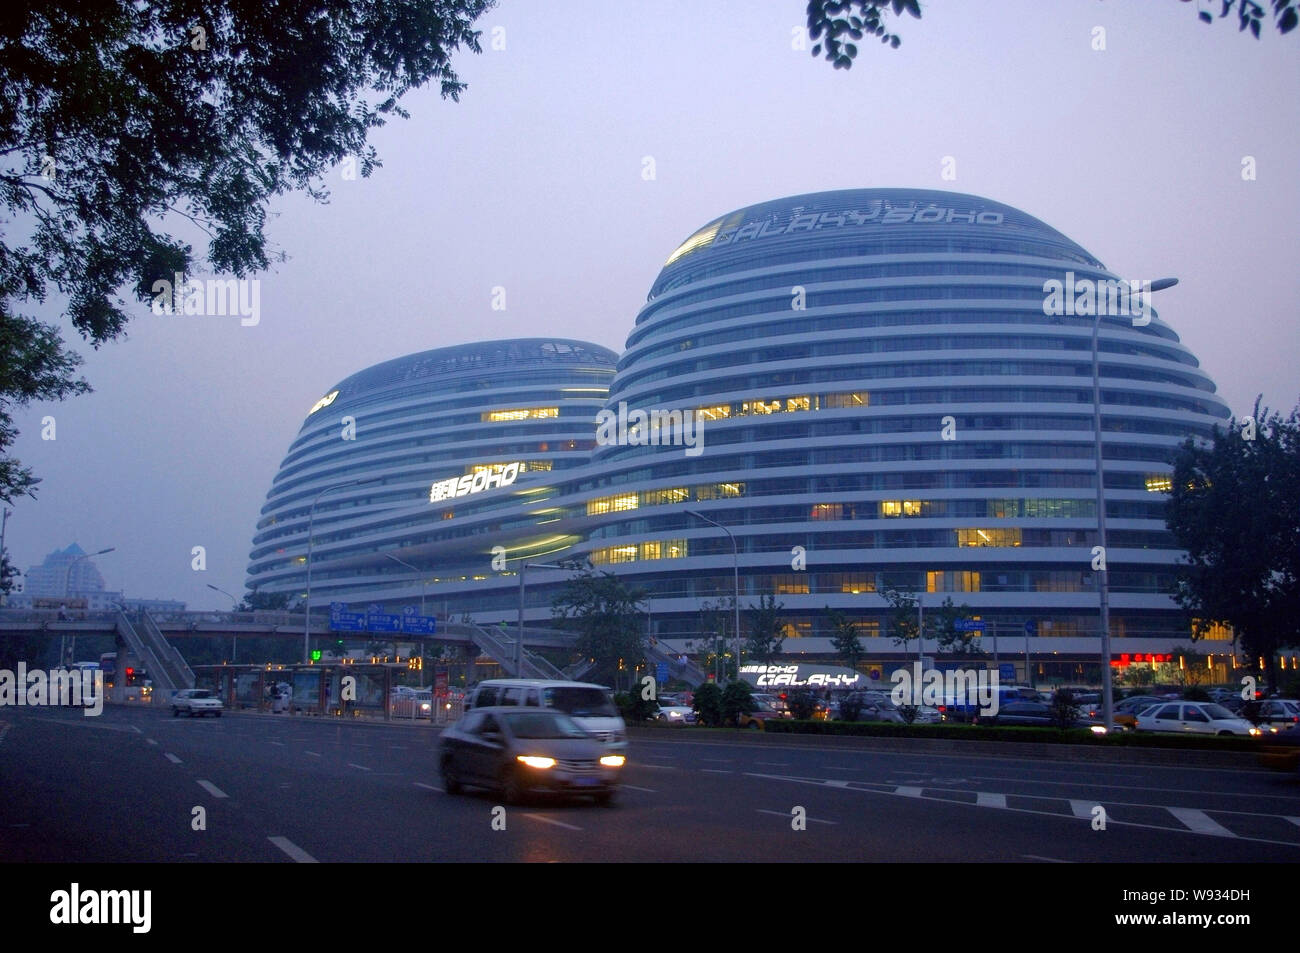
[977,792,1007,809]
[164,753,182,765]
[522,814,582,831]
[196,780,228,799]
[757,809,837,825]
[1167,807,1235,837]
[268,836,318,863]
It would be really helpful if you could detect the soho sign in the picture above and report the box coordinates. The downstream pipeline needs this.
[429,462,520,503]
[711,202,1004,251]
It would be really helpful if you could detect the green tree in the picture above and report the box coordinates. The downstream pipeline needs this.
[930,597,987,657]
[881,584,919,652]
[551,568,648,688]
[1165,400,1300,693]
[826,607,864,671]
[805,0,1295,70]
[0,548,18,597]
[0,0,492,504]
[721,679,756,727]
[237,589,292,612]
[745,593,785,665]
[692,682,724,727]
[1048,687,1080,730]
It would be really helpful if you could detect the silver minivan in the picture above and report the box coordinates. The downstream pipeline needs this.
[464,679,627,752]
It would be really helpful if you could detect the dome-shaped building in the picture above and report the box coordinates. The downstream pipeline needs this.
[245,339,618,610]
[247,191,1235,680]
[563,189,1231,671]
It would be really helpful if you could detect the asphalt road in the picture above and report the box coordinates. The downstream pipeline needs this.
[2,704,1298,863]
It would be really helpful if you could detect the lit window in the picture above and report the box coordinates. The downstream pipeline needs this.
[956,528,1022,547]
[1145,474,1173,493]
[773,575,810,595]
[880,500,924,518]
[811,503,842,521]
[641,487,689,506]
[586,493,640,516]
[786,396,811,413]
[696,482,745,500]
[483,407,560,422]
[695,404,731,422]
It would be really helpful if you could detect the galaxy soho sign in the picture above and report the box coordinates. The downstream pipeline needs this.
[429,462,520,503]
[710,201,1004,250]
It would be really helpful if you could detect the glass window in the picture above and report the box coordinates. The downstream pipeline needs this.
[501,687,525,706]
[1184,706,1208,723]
[1155,704,1180,720]
[474,686,498,707]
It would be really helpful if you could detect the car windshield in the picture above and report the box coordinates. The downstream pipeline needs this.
[502,711,589,739]
[543,687,617,717]
[190,690,213,699]
[1201,704,1235,720]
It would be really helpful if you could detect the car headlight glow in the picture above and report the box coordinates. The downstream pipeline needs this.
[517,755,556,769]
[599,755,626,767]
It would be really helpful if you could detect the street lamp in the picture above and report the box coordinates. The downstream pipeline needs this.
[207,584,239,662]
[516,560,580,676]
[303,478,382,664]
[1092,276,1177,731]
[685,510,741,682]
[63,546,114,665]
[382,552,428,617]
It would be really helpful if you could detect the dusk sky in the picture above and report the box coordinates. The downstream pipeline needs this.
[5,0,1297,610]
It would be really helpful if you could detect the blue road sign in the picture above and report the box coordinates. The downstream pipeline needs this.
[953,619,986,632]
[367,612,401,633]
[329,613,365,632]
[656,662,669,685]
[1024,620,1037,637]
[329,602,348,614]
[400,614,437,635]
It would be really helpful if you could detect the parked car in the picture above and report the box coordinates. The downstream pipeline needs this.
[1135,701,1262,736]
[985,701,1056,727]
[654,700,694,724]
[439,707,624,805]
[738,693,791,730]
[1254,699,1300,732]
[172,688,223,718]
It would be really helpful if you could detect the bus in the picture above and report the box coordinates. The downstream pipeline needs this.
[99,652,117,687]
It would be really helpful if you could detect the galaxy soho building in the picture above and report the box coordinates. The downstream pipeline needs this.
[247,190,1239,681]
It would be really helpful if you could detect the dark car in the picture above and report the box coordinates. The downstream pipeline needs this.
[985,701,1057,726]
[439,707,625,805]
[1258,723,1300,773]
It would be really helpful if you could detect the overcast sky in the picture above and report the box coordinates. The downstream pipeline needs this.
[5,0,1297,609]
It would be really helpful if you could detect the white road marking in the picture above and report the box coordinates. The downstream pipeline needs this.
[413,782,443,792]
[1022,854,1073,863]
[977,792,1007,809]
[305,751,321,757]
[164,753,182,765]
[145,738,158,746]
[699,758,733,762]
[522,813,582,831]
[620,784,656,793]
[1167,807,1235,837]
[701,768,731,774]
[754,761,788,766]
[824,766,854,771]
[757,809,837,825]
[268,836,318,863]
[1287,817,1300,828]
[825,780,850,787]
[269,741,285,747]
[196,780,228,799]
[638,763,674,770]
[1069,800,1097,819]
[347,763,371,771]
[748,772,1300,848]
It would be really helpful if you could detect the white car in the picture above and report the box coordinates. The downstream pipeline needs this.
[172,688,224,718]
[654,701,693,724]
[1135,701,1260,736]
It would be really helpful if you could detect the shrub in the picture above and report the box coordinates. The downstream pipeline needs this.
[786,689,819,720]
[721,680,755,727]
[1049,687,1080,729]
[693,682,724,727]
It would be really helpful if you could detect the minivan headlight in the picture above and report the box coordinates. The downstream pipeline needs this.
[517,756,556,769]
[599,755,625,767]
